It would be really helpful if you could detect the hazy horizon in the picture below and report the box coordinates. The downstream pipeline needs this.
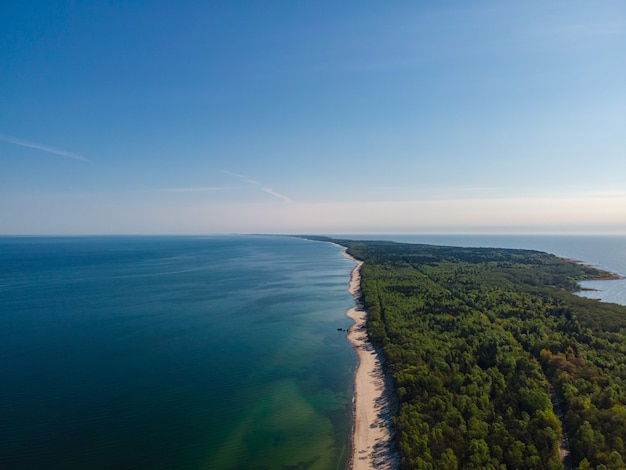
[3,231,626,237]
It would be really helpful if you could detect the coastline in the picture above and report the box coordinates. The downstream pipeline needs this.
[342,250,398,470]
[560,257,624,281]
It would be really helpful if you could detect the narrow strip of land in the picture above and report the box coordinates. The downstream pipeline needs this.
[344,251,398,470]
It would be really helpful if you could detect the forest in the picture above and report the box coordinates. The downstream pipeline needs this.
[311,237,626,470]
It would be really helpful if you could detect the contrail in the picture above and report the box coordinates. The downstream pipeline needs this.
[0,133,88,161]
[221,170,259,185]
[161,187,234,192]
[262,187,293,204]
[223,170,293,203]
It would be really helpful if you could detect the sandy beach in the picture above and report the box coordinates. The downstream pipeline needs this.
[343,251,398,470]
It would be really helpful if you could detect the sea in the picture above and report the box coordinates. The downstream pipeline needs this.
[1,234,625,469]
[0,236,357,470]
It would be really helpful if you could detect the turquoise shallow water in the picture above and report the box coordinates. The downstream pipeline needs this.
[0,236,356,469]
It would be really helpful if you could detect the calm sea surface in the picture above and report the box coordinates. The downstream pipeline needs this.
[2,234,625,469]
[0,236,356,469]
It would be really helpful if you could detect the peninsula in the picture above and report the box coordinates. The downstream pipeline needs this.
[310,237,626,469]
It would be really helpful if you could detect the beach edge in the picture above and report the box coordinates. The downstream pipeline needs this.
[342,250,398,470]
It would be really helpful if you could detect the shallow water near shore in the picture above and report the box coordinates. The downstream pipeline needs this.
[0,236,356,469]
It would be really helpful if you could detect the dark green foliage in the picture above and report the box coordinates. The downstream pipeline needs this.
[331,239,626,470]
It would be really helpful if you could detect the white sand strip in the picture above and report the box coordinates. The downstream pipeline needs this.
[343,251,398,470]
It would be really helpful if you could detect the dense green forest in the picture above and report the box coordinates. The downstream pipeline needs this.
[312,237,626,469]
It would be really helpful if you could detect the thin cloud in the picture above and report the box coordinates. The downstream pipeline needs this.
[221,170,259,185]
[462,187,498,192]
[0,133,89,162]
[161,187,234,193]
[223,169,293,204]
[262,187,293,204]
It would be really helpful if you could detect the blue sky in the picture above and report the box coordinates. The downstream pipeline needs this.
[1,1,625,234]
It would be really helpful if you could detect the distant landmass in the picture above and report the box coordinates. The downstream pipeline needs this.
[305,236,626,470]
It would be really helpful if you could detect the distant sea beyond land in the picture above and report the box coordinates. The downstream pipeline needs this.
[0,234,624,469]
[338,234,626,306]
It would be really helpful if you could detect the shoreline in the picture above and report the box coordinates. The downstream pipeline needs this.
[560,257,624,281]
[342,250,398,470]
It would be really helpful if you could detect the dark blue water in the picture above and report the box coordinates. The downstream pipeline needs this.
[0,236,356,469]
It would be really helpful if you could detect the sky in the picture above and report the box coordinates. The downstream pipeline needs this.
[1,1,625,235]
